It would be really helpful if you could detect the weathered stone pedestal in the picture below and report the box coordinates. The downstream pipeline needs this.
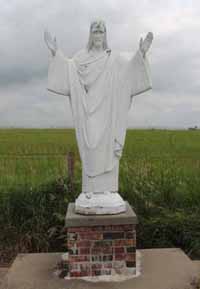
[65,202,138,278]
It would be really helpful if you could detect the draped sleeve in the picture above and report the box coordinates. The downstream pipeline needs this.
[113,51,152,159]
[47,50,70,96]
[126,50,152,98]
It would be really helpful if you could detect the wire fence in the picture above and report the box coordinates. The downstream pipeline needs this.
[0,151,200,191]
[0,151,77,191]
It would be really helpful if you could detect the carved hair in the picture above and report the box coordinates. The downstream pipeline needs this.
[87,19,109,51]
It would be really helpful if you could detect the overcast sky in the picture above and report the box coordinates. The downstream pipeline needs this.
[0,0,200,128]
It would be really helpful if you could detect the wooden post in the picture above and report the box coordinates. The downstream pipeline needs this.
[67,152,75,192]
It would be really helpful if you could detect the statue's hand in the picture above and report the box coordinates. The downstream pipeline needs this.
[139,32,153,57]
[44,29,57,56]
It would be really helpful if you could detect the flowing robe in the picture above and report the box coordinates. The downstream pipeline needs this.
[48,48,152,192]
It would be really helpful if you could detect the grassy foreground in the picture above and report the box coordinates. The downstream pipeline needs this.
[0,128,200,263]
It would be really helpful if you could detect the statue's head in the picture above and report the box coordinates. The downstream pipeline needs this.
[87,19,109,51]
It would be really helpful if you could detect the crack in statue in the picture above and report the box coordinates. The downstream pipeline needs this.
[45,19,153,215]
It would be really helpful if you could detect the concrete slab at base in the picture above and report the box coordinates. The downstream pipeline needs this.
[0,268,8,288]
[194,261,200,272]
[2,249,199,289]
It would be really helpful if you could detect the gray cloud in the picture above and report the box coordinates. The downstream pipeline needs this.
[0,0,200,128]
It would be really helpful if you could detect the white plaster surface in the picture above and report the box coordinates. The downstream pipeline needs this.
[45,20,153,215]
[75,191,126,214]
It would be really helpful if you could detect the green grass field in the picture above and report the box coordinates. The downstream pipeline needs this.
[0,129,75,190]
[1,128,200,157]
[0,128,200,190]
[0,128,199,189]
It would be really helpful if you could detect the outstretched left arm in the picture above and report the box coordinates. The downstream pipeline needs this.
[124,32,153,98]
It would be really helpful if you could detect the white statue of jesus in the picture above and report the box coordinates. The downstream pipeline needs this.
[45,19,153,215]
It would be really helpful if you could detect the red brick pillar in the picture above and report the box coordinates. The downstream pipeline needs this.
[65,202,138,278]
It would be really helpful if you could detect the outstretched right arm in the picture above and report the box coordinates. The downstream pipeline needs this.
[44,30,70,97]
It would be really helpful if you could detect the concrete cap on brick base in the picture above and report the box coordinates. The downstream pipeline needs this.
[65,202,138,228]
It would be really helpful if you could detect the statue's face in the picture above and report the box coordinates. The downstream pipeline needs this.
[91,24,105,50]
